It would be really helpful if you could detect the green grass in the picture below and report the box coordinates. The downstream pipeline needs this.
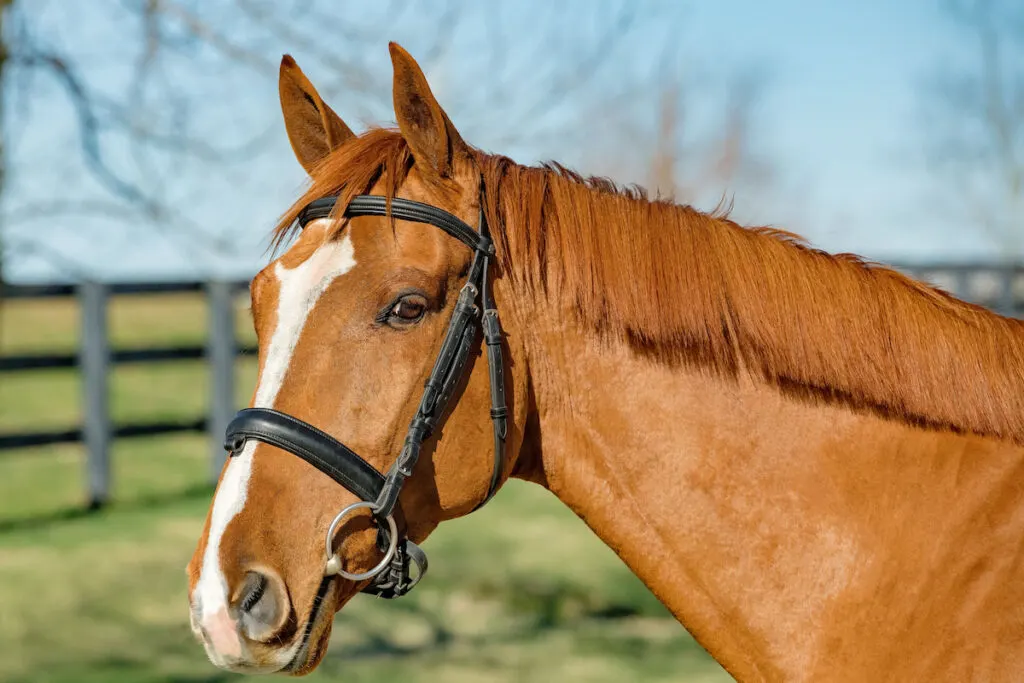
[0,292,257,520]
[0,293,731,682]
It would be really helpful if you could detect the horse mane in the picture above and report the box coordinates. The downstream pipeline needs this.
[275,128,1024,445]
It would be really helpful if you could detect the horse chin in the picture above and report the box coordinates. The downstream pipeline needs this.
[283,622,334,676]
[281,579,360,676]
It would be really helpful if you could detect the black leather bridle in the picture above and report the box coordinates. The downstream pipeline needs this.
[222,191,507,599]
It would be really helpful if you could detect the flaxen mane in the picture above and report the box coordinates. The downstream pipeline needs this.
[275,128,1024,444]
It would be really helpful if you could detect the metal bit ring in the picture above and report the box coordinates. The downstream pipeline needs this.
[323,501,398,581]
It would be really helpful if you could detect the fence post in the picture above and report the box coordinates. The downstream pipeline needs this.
[80,281,110,509]
[948,268,968,303]
[207,280,236,484]
[997,264,1015,317]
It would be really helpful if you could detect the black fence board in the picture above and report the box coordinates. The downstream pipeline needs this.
[1,283,76,299]
[0,419,208,452]
[0,353,77,371]
[2,279,251,299]
[0,429,82,450]
[0,345,257,373]
[114,346,204,363]
[114,418,207,438]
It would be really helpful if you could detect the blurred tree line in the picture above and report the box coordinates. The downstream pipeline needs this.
[0,0,1020,287]
[0,1,777,285]
[920,0,1023,260]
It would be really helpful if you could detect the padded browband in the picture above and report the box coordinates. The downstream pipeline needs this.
[225,408,385,504]
[299,195,494,255]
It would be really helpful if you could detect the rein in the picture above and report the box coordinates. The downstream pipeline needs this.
[223,191,508,599]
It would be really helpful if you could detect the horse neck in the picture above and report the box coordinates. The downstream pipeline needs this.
[509,304,1024,681]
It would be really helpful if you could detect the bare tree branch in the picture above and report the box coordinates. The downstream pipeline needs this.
[1,1,776,284]
[919,0,1024,258]
[153,0,277,76]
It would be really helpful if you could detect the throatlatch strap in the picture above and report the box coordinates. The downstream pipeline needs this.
[477,212,508,508]
[479,306,507,509]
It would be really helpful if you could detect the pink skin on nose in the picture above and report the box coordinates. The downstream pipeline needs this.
[204,607,243,659]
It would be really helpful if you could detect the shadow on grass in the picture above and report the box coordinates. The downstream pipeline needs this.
[331,578,699,666]
[6,658,235,683]
[0,482,214,535]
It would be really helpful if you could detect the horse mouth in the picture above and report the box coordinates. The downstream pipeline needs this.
[280,576,340,675]
[283,626,332,676]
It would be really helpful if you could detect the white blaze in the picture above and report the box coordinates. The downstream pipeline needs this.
[195,229,356,639]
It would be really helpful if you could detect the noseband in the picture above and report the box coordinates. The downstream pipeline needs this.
[223,192,507,599]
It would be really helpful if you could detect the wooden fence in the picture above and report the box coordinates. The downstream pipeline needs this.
[0,262,1020,510]
[895,262,1023,317]
[0,280,254,508]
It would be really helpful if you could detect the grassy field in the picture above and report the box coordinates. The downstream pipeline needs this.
[0,292,731,682]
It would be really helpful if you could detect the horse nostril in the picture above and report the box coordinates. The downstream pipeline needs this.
[235,570,287,642]
[238,571,267,614]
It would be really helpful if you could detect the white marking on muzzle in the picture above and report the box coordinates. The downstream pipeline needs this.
[194,228,356,658]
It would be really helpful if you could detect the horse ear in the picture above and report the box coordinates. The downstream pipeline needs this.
[279,55,355,175]
[389,42,468,179]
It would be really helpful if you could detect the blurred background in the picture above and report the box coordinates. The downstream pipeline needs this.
[0,1,1021,682]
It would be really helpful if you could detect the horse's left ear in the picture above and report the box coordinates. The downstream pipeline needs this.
[389,42,469,179]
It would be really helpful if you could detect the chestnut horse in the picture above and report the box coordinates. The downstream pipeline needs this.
[187,43,1024,680]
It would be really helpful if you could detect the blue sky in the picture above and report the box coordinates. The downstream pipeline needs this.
[689,1,958,254]
[2,0,1001,282]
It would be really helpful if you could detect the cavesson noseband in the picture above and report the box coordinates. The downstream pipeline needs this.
[223,191,508,599]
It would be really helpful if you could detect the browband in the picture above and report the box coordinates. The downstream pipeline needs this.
[299,195,495,255]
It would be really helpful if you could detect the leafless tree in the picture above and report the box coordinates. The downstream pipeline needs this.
[1,0,776,281]
[919,0,1024,260]
[573,62,777,224]
[648,70,774,209]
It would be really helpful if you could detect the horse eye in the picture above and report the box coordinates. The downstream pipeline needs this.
[388,295,427,324]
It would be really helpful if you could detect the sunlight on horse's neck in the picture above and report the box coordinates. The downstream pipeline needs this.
[513,304,1024,680]
[480,161,1024,678]
[486,157,1024,445]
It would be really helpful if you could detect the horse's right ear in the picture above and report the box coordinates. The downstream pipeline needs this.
[279,55,355,176]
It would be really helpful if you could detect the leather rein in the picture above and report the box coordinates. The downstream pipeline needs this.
[223,192,508,599]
